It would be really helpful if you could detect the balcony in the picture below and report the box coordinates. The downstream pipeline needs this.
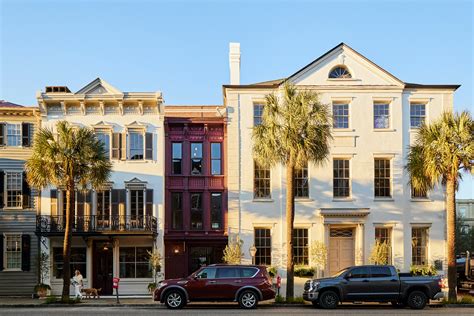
[36,215,157,236]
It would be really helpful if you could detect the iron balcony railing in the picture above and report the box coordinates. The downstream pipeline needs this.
[36,215,157,234]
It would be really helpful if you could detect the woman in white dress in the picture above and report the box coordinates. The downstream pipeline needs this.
[72,270,83,299]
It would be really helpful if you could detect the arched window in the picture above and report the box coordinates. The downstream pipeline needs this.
[329,66,352,79]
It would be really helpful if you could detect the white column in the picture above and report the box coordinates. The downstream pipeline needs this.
[113,238,119,278]
[324,223,330,276]
[86,239,93,288]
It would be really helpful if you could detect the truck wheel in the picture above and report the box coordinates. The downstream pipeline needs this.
[319,291,339,309]
[164,290,186,309]
[238,290,258,309]
[407,291,427,309]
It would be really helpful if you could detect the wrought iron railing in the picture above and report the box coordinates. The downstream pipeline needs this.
[36,215,157,234]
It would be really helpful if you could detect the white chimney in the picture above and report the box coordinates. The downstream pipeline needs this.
[229,42,241,85]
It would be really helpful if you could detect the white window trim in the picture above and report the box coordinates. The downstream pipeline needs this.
[253,162,272,201]
[4,170,23,210]
[94,129,112,160]
[332,157,352,201]
[409,99,430,130]
[3,233,22,271]
[373,157,393,200]
[331,98,354,131]
[373,226,393,265]
[127,129,145,161]
[372,99,394,131]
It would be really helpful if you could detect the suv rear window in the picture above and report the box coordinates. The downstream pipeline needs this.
[370,266,392,278]
[240,267,258,278]
[216,267,239,278]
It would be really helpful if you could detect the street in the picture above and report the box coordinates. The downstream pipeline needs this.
[0,305,473,316]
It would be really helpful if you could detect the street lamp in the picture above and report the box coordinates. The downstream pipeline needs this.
[249,245,257,265]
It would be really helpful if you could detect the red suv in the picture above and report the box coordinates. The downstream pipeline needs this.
[153,264,275,309]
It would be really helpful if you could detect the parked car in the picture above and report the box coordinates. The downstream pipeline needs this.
[303,265,444,309]
[153,264,275,309]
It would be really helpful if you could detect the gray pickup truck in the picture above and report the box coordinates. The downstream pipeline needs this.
[303,265,444,309]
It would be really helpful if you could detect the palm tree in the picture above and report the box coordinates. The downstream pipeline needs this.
[26,121,112,301]
[253,83,332,298]
[407,111,473,302]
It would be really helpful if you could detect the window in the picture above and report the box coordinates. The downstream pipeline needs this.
[129,131,144,160]
[411,184,427,199]
[333,159,350,198]
[329,66,352,79]
[4,234,21,270]
[375,227,392,264]
[333,103,349,129]
[459,207,467,218]
[96,132,110,159]
[53,247,86,278]
[119,247,152,278]
[374,103,390,129]
[217,267,240,278]
[295,165,309,198]
[370,266,392,278]
[171,192,183,230]
[196,267,216,279]
[293,228,309,265]
[7,124,21,146]
[254,103,264,126]
[254,228,271,265]
[374,158,391,197]
[210,193,222,229]
[6,172,22,208]
[172,143,182,174]
[254,162,271,199]
[211,143,222,175]
[191,143,203,175]
[240,267,258,278]
[348,266,369,279]
[190,193,203,230]
[410,103,426,128]
[412,227,428,266]
[96,190,111,225]
[130,189,144,221]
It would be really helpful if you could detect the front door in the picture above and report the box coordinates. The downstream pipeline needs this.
[329,228,355,275]
[93,241,113,295]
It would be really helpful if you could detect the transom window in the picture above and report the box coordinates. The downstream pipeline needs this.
[375,227,392,264]
[6,124,21,147]
[295,165,309,198]
[333,159,350,198]
[4,234,21,270]
[333,103,349,129]
[374,158,391,197]
[191,143,203,175]
[293,228,309,265]
[129,131,144,160]
[172,143,182,174]
[410,103,426,128]
[329,66,352,79]
[412,227,428,266]
[254,103,264,126]
[6,172,22,208]
[254,228,271,265]
[374,103,390,129]
[254,162,271,199]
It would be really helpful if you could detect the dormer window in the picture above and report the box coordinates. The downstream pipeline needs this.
[329,66,352,79]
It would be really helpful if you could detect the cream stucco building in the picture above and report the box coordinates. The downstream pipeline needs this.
[223,43,459,292]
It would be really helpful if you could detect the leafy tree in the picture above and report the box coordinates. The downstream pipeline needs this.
[369,240,390,265]
[26,121,111,302]
[310,241,327,278]
[223,236,244,264]
[253,83,331,298]
[406,111,473,301]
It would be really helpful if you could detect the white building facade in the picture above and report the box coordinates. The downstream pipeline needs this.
[36,78,165,295]
[224,43,459,291]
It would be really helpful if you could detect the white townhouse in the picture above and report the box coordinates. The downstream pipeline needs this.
[36,78,165,295]
[223,43,459,291]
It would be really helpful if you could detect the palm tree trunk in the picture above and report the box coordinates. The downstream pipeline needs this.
[446,176,457,302]
[61,180,75,301]
[286,163,295,299]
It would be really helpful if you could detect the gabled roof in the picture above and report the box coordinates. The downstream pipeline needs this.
[75,77,122,95]
[224,43,460,91]
[0,100,25,108]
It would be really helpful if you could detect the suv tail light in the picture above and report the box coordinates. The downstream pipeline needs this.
[438,277,447,289]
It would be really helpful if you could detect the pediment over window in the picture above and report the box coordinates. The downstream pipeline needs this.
[125,177,148,189]
[92,121,114,130]
[125,121,147,130]
[76,78,123,95]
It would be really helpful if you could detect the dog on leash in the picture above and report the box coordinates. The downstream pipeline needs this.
[81,287,102,299]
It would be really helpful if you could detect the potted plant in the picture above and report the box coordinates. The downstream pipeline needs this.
[147,249,162,294]
[35,252,51,298]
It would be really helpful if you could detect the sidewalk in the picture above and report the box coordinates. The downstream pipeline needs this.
[0,297,160,308]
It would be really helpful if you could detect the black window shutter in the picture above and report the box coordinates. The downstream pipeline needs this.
[22,123,31,147]
[21,234,30,271]
[146,189,153,216]
[111,189,119,217]
[145,133,153,160]
[0,170,4,209]
[0,234,4,271]
[22,171,31,209]
[0,123,5,146]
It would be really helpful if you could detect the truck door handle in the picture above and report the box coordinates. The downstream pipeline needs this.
[362,279,369,282]
[209,281,217,284]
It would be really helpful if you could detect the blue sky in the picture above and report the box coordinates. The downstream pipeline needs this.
[1,0,472,198]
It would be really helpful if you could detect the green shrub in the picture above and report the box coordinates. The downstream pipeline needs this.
[459,296,474,304]
[294,266,315,277]
[267,266,277,278]
[44,296,58,304]
[275,294,285,304]
[410,265,437,276]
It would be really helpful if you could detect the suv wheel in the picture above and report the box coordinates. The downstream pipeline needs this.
[238,290,258,309]
[319,291,339,309]
[164,290,186,309]
[407,291,427,310]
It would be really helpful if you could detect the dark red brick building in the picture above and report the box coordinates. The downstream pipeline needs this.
[164,106,227,278]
